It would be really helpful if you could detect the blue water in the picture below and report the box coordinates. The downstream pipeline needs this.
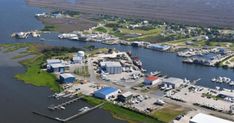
[0,0,233,91]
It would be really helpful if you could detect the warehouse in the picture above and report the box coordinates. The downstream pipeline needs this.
[117,91,133,102]
[47,59,61,65]
[161,77,184,89]
[59,73,76,83]
[190,113,234,123]
[94,87,120,99]
[47,63,65,73]
[101,62,122,74]
[144,75,161,85]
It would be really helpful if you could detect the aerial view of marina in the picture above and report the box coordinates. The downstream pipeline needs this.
[0,0,234,123]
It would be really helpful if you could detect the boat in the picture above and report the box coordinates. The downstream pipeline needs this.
[79,106,90,112]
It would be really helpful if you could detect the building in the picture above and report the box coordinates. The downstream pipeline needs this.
[117,92,133,102]
[72,56,83,64]
[77,51,85,58]
[144,75,161,85]
[101,62,122,74]
[190,113,234,123]
[47,63,65,73]
[218,91,234,101]
[94,87,120,99]
[161,77,184,89]
[59,73,76,83]
[148,44,171,51]
[47,59,61,65]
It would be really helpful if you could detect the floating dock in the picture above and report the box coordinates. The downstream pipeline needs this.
[48,96,84,111]
[33,102,105,122]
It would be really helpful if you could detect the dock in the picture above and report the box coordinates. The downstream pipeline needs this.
[48,96,84,111]
[33,102,105,122]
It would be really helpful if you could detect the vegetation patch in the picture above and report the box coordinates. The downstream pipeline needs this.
[152,104,187,123]
[74,66,90,77]
[83,96,164,123]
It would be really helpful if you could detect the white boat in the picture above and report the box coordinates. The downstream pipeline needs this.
[79,106,90,112]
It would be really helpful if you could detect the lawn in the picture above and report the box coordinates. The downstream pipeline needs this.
[152,105,187,123]
[83,96,163,123]
[16,54,61,92]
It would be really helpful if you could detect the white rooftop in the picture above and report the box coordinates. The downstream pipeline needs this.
[60,73,75,79]
[105,62,122,67]
[122,92,133,97]
[190,113,234,123]
[50,63,64,68]
[163,77,184,85]
[219,91,234,98]
[47,59,61,64]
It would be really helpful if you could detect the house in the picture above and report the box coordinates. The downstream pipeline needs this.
[94,87,120,99]
[117,92,133,102]
[144,75,161,85]
[59,73,76,83]
[190,113,234,123]
[47,63,65,73]
[161,77,184,89]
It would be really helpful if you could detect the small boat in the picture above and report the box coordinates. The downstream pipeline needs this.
[79,106,90,112]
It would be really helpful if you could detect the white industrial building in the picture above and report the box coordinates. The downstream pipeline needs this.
[47,59,61,65]
[161,77,184,89]
[100,61,122,74]
[190,113,234,123]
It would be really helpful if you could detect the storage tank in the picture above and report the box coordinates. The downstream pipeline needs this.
[77,51,85,57]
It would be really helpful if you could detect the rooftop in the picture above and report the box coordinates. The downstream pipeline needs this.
[146,75,158,81]
[50,63,65,68]
[163,77,184,84]
[190,113,234,123]
[105,62,122,67]
[60,73,75,79]
[219,91,234,98]
[47,59,61,64]
[121,91,133,97]
[95,87,118,95]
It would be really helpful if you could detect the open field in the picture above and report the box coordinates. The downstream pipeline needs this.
[38,16,97,32]
[152,104,188,123]
[27,0,234,28]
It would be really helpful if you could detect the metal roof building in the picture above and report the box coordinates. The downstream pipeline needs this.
[190,113,234,123]
[47,59,61,65]
[162,77,184,89]
[59,73,76,83]
[94,87,120,99]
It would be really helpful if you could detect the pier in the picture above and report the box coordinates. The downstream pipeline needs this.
[33,102,105,122]
[48,96,84,111]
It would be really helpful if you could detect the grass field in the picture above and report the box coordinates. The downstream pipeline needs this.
[1,43,61,92]
[152,105,187,123]
[16,54,61,92]
[83,96,164,123]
